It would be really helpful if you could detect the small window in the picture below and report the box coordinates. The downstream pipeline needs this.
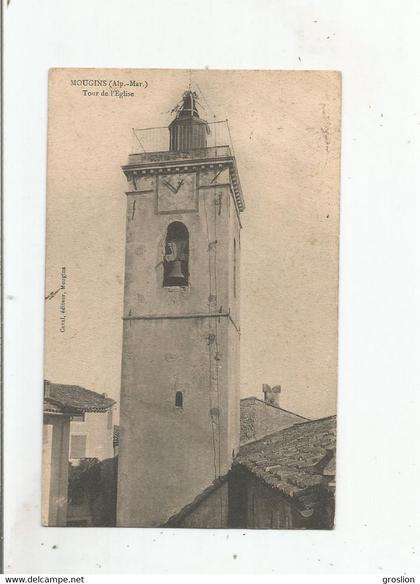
[163,222,189,287]
[175,391,183,408]
[107,409,113,430]
[70,434,87,459]
[71,413,85,422]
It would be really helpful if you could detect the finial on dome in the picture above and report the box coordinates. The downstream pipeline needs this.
[169,90,208,151]
[176,90,200,119]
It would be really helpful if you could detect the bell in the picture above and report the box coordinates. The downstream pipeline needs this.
[167,259,184,282]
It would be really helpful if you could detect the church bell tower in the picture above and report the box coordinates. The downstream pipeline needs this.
[117,90,245,527]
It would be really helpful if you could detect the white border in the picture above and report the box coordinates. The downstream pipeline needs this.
[4,0,420,574]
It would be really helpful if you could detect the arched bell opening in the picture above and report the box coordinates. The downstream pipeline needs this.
[163,222,189,287]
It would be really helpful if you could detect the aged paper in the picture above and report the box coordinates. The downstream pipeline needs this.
[43,68,340,528]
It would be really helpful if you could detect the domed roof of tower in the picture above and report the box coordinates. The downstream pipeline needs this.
[173,90,201,120]
[169,90,208,151]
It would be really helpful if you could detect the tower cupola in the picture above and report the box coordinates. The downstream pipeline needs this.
[169,90,208,151]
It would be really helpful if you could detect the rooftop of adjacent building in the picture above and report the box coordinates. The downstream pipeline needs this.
[236,385,335,507]
[240,384,309,444]
[240,395,309,418]
[43,380,115,416]
[234,415,336,512]
[165,413,336,526]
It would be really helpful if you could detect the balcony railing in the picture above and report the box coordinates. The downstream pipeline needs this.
[131,120,233,155]
[125,118,245,211]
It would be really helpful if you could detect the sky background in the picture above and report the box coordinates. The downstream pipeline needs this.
[45,68,340,419]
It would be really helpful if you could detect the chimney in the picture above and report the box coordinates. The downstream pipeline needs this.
[262,384,281,407]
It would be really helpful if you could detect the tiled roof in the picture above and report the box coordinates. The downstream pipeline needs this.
[43,398,80,416]
[234,415,336,511]
[44,381,115,414]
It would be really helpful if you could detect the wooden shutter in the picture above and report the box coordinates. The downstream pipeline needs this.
[70,434,87,459]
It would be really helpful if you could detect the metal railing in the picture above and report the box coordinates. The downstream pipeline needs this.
[131,120,233,154]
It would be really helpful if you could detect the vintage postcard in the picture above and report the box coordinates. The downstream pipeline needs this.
[43,68,340,529]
